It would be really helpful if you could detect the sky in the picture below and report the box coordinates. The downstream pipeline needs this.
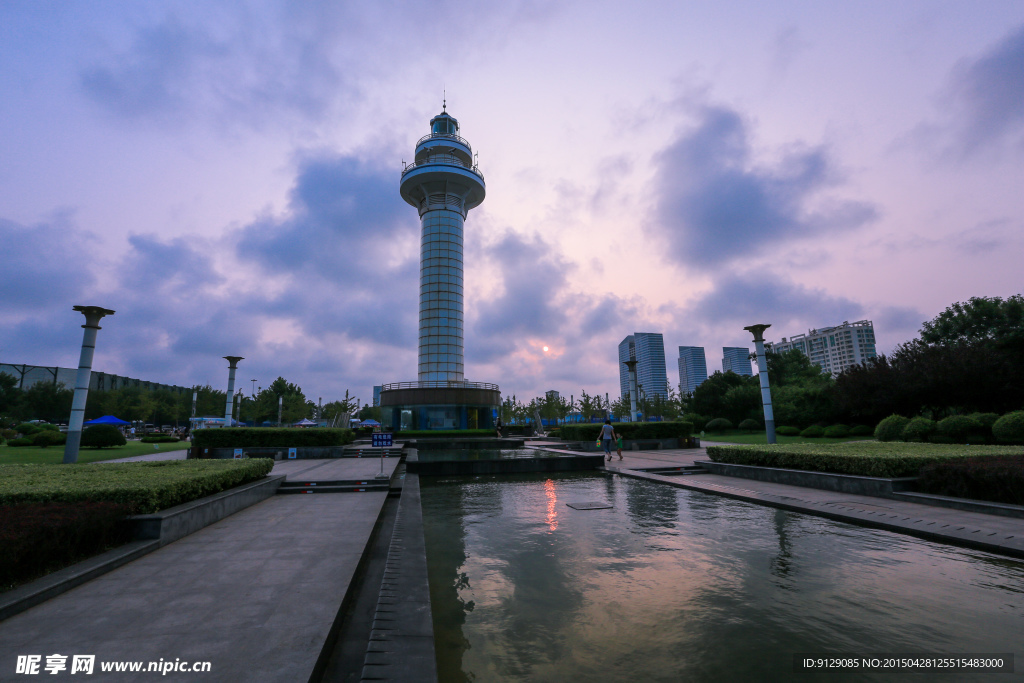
[2,1,1023,406]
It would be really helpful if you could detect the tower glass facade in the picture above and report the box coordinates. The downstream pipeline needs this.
[722,347,753,376]
[618,333,669,400]
[418,208,465,381]
[677,346,708,395]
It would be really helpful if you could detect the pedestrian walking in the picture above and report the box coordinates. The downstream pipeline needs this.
[495,416,504,437]
[600,419,616,461]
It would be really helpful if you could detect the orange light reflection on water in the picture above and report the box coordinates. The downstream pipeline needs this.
[544,478,558,532]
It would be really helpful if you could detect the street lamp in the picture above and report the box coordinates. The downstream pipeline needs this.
[64,305,115,464]
[223,357,243,427]
[622,358,639,422]
[744,324,777,444]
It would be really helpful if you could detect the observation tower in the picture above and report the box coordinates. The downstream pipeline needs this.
[380,105,500,431]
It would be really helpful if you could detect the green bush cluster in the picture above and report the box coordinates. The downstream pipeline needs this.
[992,411,1024,444]
[800,425,824,438]
[559,422,693,442]
[775,426,800,436]
[873,411,1022,444]
[917,455,1024,505]
[0,459,275,514]
[849,425,874,436]
[81,425,127,449]
[823,424,849,438]
[399,429,494,438]
[707,442,1021,478]
[31,430,66,448]
[874,414,910,442]
[139,435,181,443]
[192,428,353,449]
[704,418,733,432]
[7,438,33,447]
[738,419,761,431]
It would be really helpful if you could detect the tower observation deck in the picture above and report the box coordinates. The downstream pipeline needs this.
[400,109,486,382]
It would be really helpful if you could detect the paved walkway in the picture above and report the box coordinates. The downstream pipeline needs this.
[602,447,1024,558]
[0,458,400,682]
[98,449,190,463]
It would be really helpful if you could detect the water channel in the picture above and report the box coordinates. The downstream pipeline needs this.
[421,472,1024,682]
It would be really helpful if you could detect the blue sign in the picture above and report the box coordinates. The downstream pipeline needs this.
[372,433,393,448]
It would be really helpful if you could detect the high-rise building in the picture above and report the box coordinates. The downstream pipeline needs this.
[771,320,877,375]
[722,347,753,376]
[618,333,669,400]
[372,385,382,407]
[676,346,708,395]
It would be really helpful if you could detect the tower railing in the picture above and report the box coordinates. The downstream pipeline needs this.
[402,154,484,181]
[416,131,473,152]
[381,380,499,391]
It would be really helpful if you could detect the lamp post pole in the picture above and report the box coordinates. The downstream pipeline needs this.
[63,305,115,464]
[223,357,243,427]
[744,324,776,444]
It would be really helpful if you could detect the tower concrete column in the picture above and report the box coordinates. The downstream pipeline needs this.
[223,356,243,426]
[63,305,115,464]
[400,107,485,383]
[744,324,777,444]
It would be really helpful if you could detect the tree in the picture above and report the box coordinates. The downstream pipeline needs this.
[577,389,602,422]
[21,382,74,423]
[920,294,1024,350]
[689,371,759,424]
[610,394,632,421]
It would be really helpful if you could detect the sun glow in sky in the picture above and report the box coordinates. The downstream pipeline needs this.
[1,1,1023,404]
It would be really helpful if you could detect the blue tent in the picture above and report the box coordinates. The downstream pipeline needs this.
[360,419,381,426]
[83,415,130,426]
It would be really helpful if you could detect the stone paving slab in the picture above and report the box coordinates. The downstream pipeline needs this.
[608,464,1024,558]
[272,456,400,482]
[0,492,389,682]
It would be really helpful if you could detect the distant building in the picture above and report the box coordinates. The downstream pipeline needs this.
[677,346,708,395]
[0,362,189,394]
[618,333,670,400]
[721,347,753,376]
[372,385,382,407]
[545,390,560,401]
[771,320,877,375]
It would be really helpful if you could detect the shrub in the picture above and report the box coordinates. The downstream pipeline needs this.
[685,414,706,430]
[775,426,800,436]
[396,429,493,438]
[823,424,850,438]
[901,417,936,442]
[0,501,133,587]
[849,425,874,437]
[800,425,824,438]
[705,418,733,432]
[738,419,761,431]
[969,413,1000,430]
[192,427,354,449]
[81,425,127,449]
[917,455,1024,505]
[36,424,60,432]
[1,429,17,441]
[14,423,41,437]
[936,415,983,444]
[706,442,1021,478]
[31,431,66,448]
[874,414,910,442]
[992,411,1024,445]
[8,438,33,446]
[140,435,181,443]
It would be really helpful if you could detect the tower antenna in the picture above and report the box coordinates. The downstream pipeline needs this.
[443,88,446,112]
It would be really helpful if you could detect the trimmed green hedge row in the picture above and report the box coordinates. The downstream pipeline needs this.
[706,442,1022,478]
[874,411,1024,444]
[399,429,494,438]
[139,435,182,443]
[0,459,274,514]
[559,422,693,441]
[917,455,1024,505]
[192,428,353,449]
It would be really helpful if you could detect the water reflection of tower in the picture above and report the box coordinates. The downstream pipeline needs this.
[379,104,500,431]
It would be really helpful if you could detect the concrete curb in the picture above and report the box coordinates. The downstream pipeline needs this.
[608,466,1024,560]
[131,474,286,544]
[698,460,916,496]
[0,474,285,622]
[361,473,438,682]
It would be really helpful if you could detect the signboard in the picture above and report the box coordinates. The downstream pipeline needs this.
[372,433,393,448]
[288,447,297,459]
[233,448,243,459]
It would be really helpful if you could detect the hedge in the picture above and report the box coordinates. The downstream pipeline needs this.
[706,442,1022,478]
[81,425,126,449]
[704,418,733,432]
[0,459,274,514]
[874,414,910,442]
[800,425,824,438]
[192,428,353,449]
[775,426,800,436]
[31,431,66,448]
[399,429,494,438]
[0,501,132,588]
[849,425,874,437]
[738,419,761,431]
[559,422,692,441]
[823,424,849,438]
[140,435,182,443]
[936,415,983,443]
[901,417,936,442]
[917,455,1024,505]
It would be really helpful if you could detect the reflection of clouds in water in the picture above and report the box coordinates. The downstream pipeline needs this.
[423,474,1024,682]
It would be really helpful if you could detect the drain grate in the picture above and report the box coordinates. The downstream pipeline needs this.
[566,501,613,510]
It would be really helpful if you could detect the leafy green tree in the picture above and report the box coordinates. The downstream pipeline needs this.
[577,389,601,422]
[21,382,74,423]
[610,394,632,421]
[920,294,1024,350]
[690,371,759,424]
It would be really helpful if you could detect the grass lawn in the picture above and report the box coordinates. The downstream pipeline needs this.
[0,440,190,465]
[700,431,873,445]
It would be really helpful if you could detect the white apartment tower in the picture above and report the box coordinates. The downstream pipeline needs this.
[771,320,877,375]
